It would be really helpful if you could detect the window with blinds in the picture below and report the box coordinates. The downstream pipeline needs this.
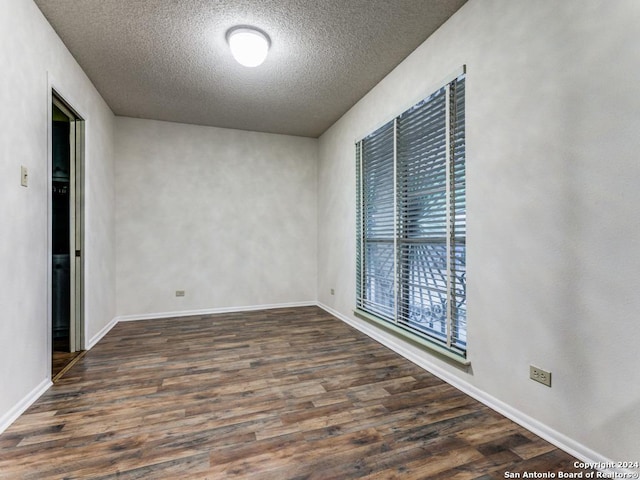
[356,69,466,357]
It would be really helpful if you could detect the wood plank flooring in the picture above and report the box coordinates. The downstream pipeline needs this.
[0,307,592,479]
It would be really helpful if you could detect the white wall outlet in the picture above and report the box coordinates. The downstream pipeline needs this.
[330,288,335,295]
[175,290,185,297]
[530,365,552,387]
[21,166,28,187]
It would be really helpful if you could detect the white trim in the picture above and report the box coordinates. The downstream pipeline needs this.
[0,379,51,435]
[47,73,88,369]
[317,302,624,475]
[86,301,318,346]
[46,77,53,377]
[85,316,118,350]
[392,118,399,325]
[116,301,318,322]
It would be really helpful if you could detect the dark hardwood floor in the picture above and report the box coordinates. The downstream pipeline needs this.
[0,307,591,479]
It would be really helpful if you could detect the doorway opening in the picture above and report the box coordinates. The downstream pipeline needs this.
[51,94,85,381]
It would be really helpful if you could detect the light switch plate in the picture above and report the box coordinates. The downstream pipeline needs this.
[21,166,28,187]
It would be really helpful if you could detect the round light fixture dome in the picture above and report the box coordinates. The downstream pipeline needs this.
[226,27,270,67]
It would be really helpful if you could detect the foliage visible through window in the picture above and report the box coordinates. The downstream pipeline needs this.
[356,71,466,355]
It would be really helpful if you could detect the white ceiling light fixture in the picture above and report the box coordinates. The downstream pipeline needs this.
[226,26,270,67]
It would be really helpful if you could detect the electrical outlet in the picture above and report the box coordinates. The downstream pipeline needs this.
[330,288,335,295]
[175,290,185,297]
[530,365,552,387]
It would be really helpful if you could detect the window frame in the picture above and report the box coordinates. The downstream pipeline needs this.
[355,67,468,364]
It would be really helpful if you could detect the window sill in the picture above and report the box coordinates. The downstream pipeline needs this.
[353,309,471,367]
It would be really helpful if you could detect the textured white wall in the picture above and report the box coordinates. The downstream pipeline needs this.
[318,0,640,463]
[115,117,318,316]
[0,0,116,428]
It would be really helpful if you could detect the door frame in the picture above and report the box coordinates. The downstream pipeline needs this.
[48,85,85,373]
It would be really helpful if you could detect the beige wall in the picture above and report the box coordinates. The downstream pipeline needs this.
[115,117,318,317]
[318,0,640,463]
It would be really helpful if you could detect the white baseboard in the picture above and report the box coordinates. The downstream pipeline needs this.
[317,302,621,474]
[86,316,119,350]
[116,301,318,322]
[0,378,51,435]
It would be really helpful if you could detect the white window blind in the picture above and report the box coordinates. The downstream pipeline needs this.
[356,71,466,356]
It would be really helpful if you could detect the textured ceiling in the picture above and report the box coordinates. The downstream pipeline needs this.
[34,0,467,138]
